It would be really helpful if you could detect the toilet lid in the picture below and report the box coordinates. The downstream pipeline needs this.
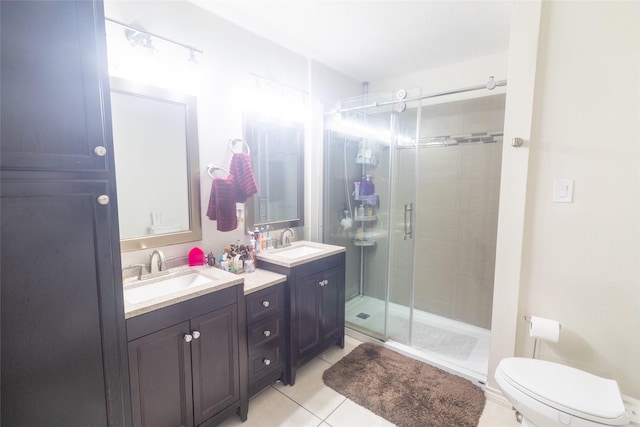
[497,358,628,425]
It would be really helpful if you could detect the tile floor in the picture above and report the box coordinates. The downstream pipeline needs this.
[219,335,520,427]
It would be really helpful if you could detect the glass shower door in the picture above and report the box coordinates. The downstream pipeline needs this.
[385,101,419,345]
[323,94,396,340]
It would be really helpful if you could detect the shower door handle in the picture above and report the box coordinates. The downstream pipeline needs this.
[403,203,413,240]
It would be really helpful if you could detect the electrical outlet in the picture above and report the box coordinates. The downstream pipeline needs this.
[624,396,640,424]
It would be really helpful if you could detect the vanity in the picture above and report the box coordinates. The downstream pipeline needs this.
[123,268,247,427]
[255,241,346,385]
[122,241,345,425]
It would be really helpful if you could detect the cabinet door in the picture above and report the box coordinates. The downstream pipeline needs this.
[128,322,193,427]
[321,266,345,344]
[295,273,322,359]
[0,0,110,172]
[0,179,125,427]
[191,305,240,426]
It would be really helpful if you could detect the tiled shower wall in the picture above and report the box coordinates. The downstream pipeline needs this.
[392,94,505,329]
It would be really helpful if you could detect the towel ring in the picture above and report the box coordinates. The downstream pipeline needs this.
[229,138,250,155]
[207,165,229,179]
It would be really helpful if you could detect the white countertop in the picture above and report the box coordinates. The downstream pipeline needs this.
[123,265,287,318]
[255,240,346,268]
[243,268,287,294]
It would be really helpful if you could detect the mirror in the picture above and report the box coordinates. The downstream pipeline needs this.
[244,114,304,229]
[110,77,202,252]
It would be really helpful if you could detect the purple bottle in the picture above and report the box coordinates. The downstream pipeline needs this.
[359,175,374,196]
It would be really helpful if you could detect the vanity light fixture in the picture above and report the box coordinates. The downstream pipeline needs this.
[187,48,198,64]
[246,74,309,122]
[105,17,203,63]
[125,28,156,51]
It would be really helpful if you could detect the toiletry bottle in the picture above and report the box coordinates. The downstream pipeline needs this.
[266,225,270,249]
[357,204,365,218]
[365,175,374,195]
[254,227,261,252]
[260,227,265,251]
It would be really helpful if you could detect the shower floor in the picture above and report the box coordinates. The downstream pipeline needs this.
[345,295,490,383]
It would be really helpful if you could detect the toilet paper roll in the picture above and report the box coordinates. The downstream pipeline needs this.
[529,316,560,343]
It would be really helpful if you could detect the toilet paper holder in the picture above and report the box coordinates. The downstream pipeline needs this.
[524,315,562,358]
[524,315,562,329]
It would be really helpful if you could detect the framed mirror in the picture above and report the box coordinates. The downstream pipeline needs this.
[244,114,304,229]
[110,77,201,252]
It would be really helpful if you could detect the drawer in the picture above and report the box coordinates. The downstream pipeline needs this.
[246,284,284,324]
[127,285,239,341]
[248,315,283,350]
[248,340,283,382]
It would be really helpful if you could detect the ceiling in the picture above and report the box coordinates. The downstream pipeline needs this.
[189,1,513,82]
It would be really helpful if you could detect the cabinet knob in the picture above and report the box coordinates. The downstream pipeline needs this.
[192,330,201,339]
[319,279,328,287]
[93,146,107,157]
[184,334,193,343]
[97,195,109,205]
[262,300,270,308]
[263,330,271,337]
[263,358,271,366]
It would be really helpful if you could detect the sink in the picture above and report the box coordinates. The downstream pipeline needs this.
[275,245,324,259]
[256,240,345,268]
[125,272,216,304]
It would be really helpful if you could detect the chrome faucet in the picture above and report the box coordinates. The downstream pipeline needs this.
[149,249,166,275]
[279,228,294,247]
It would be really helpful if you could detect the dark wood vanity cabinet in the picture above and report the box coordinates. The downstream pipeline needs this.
[259,253,346,385]
[1,1,131,426]
[295,264,345,365]
[245,283,287,396]
[126,286,248,427]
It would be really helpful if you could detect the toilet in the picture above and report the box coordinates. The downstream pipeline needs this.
[495,357,630,427]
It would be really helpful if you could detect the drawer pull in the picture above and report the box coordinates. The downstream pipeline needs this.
[192,330,201,340]
[263,330,271,337]
[262,300,270,308]
[263,358,271,366]
[93,146,107,157]
[184,334,193,343]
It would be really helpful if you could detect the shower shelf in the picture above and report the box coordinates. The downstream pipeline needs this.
[353,240,376,247]
[354,215,377,222]
[354,193,378,204]
[356,158,377,166]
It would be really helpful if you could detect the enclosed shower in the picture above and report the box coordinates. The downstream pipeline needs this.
[323,81,506,382]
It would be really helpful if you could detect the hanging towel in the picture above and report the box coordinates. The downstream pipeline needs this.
[206,175,238,231]
[229,152,258,203]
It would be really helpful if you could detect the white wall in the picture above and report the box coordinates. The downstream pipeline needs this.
[517,0,640,397]
[105,1,359,266]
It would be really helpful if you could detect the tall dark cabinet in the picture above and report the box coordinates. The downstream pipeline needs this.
[1,1,131,426]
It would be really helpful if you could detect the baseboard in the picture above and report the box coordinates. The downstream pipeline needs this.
[484,384,512,408]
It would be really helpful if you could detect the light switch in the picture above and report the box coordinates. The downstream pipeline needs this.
[553,179,573,203]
